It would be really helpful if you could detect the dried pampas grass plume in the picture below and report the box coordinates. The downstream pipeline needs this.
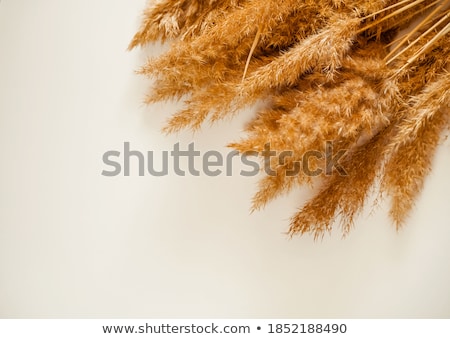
[130,0,450,238]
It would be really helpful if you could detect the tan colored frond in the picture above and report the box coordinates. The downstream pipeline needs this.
[131,0,450,237]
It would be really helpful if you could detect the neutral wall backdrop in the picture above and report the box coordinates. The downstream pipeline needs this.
[1,0,450,318]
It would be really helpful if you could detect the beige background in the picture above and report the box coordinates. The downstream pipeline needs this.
[1,0,449,318]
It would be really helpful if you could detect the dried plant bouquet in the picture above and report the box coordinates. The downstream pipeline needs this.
[130,0,450,238]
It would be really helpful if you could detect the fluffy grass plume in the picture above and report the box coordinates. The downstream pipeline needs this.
[130,0,450,237]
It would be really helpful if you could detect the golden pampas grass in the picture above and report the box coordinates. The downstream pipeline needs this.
[130,0,450,238]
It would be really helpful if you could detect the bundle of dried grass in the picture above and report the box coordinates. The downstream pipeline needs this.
[130,0,450,238]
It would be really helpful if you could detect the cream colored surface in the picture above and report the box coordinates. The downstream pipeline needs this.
[1,0,450,318]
